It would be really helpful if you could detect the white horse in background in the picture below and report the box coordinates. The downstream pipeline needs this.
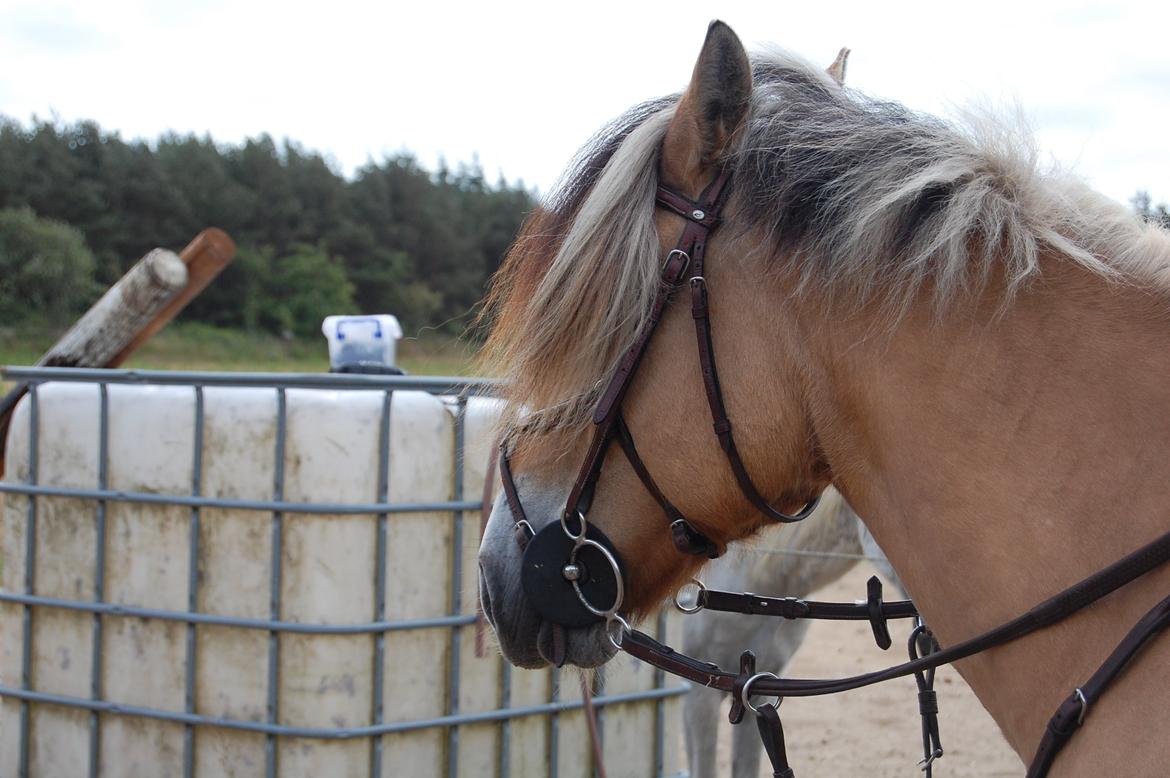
[682,489,899,778]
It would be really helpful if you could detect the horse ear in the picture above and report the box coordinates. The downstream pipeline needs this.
[661,21,752,193]
[827,47,850,85]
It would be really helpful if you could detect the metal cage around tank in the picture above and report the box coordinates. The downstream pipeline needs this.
[0,367,687,778]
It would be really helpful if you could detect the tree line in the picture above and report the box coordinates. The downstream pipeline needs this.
[0,115,535,336]
[1,114,1167,338]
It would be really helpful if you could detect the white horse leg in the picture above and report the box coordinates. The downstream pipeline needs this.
[683,684,723,778]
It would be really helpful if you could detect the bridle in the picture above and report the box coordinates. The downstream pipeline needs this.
[499,169,820,630]
[491,164,1170,777]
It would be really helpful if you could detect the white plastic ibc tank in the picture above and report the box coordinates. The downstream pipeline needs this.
[321,315,403,371]
[0,382,455,777]
[0,383,683,778]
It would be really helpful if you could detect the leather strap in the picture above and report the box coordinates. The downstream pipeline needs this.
[580,673,609,778]
[689,272,820,523]
[613,415,721,558]
[756,703,796,778]
[698,581,918,623]
[622,521,1170,702]
[563,172,742,549]
[499,446,535,550]
[909,624,944,776]
[1026,591,1170,777]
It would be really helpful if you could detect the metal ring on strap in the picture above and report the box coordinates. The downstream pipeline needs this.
[606,614,631,650]
[569,538,625,618]
[740,671,782,716]
[560,508,587,542]
[674,578,707,614]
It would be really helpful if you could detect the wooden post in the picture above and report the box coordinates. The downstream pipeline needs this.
[107,228,236,367]
[0,228,237,475]
[39,248,188,368]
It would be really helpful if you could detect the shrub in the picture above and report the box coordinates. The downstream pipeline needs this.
[0,207,98,321]
[264,244,356,337]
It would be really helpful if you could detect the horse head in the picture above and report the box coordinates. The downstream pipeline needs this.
[476,22,834,668]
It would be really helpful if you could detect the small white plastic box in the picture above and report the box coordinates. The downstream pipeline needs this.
[321,314,404,370]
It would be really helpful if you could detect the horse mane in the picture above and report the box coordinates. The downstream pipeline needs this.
[478,47,1170,442]
[477,97,677,437]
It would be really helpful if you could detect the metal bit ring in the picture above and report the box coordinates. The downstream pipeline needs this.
[674,578,707,614]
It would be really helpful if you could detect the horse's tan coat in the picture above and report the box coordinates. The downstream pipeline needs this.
[480,22,1170,776]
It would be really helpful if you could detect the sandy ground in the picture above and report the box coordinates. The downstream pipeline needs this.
[705,561,1025,777]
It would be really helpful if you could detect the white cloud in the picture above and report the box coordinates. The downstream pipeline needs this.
[1,0,1167,205]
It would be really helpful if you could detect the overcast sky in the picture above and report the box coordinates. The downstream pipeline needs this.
[3,1,1167,207]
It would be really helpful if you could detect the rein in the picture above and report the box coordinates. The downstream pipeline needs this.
[625,528,1170,776]
[495,168,1170,776]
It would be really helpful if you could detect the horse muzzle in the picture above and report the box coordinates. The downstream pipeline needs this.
[478,497,621,668]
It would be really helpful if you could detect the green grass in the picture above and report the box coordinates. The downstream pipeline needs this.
[0,320,477,380]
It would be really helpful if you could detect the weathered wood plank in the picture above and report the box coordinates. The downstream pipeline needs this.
[40,248,188,368]
[0,228,236,476]
[107,228,236,367]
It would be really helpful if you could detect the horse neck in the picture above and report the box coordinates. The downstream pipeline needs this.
[797,254,1170,769]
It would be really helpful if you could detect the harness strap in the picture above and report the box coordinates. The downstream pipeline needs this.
[697,580,918,623]
[498,447,535,549]
[909,624,944,776]
[755,703,796,778]
[689,271,820,523]
[622,520,1170,699]
[588,173,730,430]
[563,244,691,520]
[1026,590,1170,777]
[666,174,820,523]
[565,171,741,541]
[613,415,721,558]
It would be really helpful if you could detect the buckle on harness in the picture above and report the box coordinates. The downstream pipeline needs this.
[661,249,691,285]
[919,748,944,771]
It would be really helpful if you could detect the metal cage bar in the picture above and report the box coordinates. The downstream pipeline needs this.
[182,386,204,778]
[0,594,479,633]
[446,395,468,778]
[0,684,686,738]
[370,388,393,778]
[18,385,39,778]
[87,384,110,778]
[0,482,483,516]
[265,387,287,778]
[654,611,667,778]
